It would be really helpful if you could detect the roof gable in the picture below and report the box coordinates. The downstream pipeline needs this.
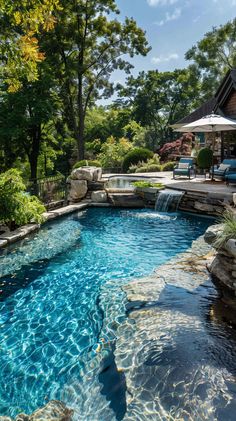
[174,69,236,127]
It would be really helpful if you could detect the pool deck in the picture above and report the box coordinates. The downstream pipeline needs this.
[103,171,236,196]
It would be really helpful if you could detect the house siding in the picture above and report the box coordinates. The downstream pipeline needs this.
[222,90,236,118]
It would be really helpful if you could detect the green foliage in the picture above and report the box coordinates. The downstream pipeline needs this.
[0,169,45,229]
[135,166,148,173]
[118,68,201,147]
[0,0,61,91]
[197,148,213,169]
[41,0,150,159]
[132,181,164,188]
[214,208,236,249]
[186,18,236,99]
[122,147,153,172]
[129,154,162,173]
[99,136,132,169]
[161,161,176,171]
[73,160,101,169]
[0,67,60,179]
[145,164,162,172]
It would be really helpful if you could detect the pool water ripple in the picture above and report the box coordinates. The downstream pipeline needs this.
[0,208,235,420]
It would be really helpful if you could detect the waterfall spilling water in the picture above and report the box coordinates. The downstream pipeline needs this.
[155,189,184,212]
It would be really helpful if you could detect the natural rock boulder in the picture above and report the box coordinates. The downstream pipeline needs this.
[15,400,73,421]
[224,239,236,258]
[71,167,102,182]
[91,190,107,203]
[204,224,223,245]
[208,254,234,290]
[0,401,73,421]
[68,179,87,201]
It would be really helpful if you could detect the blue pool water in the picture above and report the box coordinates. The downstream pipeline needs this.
[0,208,214,418]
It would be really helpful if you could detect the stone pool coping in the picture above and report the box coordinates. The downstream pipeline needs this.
[0,200,113,250]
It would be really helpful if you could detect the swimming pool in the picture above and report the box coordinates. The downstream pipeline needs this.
[0,208,234,420]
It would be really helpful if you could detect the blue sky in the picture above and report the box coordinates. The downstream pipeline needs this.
[110,0,236,87]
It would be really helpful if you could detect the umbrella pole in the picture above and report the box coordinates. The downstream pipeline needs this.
[211,129,216,181]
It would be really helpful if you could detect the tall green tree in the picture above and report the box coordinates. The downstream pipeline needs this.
[118,68,200,148]
[0,68,59,179]
[186,18,236,99]
[42,0,150,160]
[0,0,61,91]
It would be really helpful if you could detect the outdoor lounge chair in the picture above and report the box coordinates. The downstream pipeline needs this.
[210,159,236,181]
[173,158,196,179]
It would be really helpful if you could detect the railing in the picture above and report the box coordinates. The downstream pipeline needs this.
[27,174,68,205]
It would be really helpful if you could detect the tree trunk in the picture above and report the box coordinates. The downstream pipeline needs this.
[29,125,41,194]
[77,73,85,160]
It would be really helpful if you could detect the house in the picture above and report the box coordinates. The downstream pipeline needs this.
[173,69,236,162]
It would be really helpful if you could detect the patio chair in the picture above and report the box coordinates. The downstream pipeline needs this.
[210,159,236,181]
[173,158,196,180]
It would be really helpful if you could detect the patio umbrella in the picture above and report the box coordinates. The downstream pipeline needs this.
[175,113,236,180]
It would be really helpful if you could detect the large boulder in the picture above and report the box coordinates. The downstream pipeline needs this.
[71,167,102,182]
[68,180,87,201]
[224,239,236,258]
[0,417,14,421]
[204,224,223,245]
[91,190,107,203]
[15,400,73,421]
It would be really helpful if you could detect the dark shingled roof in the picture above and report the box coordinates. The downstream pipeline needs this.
[175,97,217,127]
[173,69,236,128]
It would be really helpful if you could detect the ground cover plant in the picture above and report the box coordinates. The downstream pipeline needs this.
[132,181,164,189]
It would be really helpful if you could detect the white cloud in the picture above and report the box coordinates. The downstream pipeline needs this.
[151,53,179,63]
[156,7,181,26]
[147,0,178,6]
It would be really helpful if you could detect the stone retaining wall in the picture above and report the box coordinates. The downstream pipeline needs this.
[178,190,232,216]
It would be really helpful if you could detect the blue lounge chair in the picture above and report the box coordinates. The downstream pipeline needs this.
[210,159,236,181]
[173,158,196,179]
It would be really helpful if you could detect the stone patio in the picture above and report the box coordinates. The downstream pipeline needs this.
[103,171,236,196]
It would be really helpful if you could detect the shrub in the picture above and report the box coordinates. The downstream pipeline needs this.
[147,154,161,165]
[132,181,164,189]
[128,164,139,173]
[122,148,153,173]
[0,169,45,230]
[99,136,132,169]
[145,164,162,172]
[161,161,176,171]
[197,148,213,169]
[73,159,101,169]
[214,207,236,249]
[135,166,148,173]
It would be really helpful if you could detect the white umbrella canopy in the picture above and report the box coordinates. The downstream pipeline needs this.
[174,113,236,180]
[175,113,236,132]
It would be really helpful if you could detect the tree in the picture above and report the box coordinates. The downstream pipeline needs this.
[118,68,200,149]
[0,67,59,179]
[42,0,150,160]
[185,18,236,99]
[0,0,61,91]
